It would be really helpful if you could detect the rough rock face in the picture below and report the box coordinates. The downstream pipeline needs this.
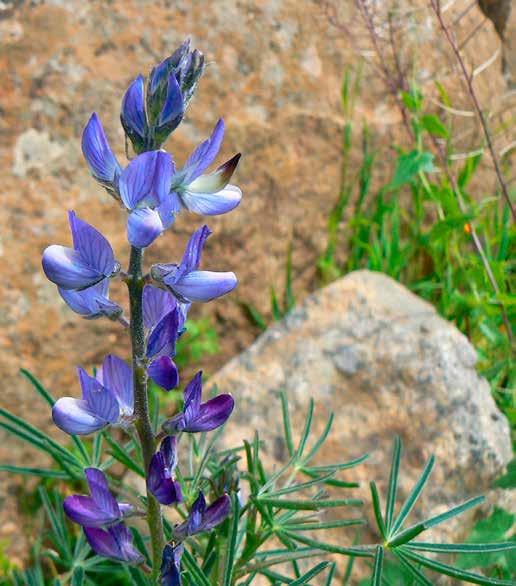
[211,271,512,554]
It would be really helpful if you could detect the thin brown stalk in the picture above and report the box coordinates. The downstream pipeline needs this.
[429,0,516,222]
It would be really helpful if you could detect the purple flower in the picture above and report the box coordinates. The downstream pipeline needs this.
[160,543,183,586]
[58,280,122,320]
[52,355,133,436]
[42,211,116,291]
[172,492,231,541]
[171,120,242,216]
[143,285,183,390]
[147,436,183,506]
[151,225,237,303]
[120,75,147,153]
[84,522,143,564]
[81,113,122,192]
[119,150,176,248]
[64,468,133,528]
[162,371,234,435]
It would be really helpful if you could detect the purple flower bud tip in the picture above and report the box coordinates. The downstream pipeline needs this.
[163,371,234,435]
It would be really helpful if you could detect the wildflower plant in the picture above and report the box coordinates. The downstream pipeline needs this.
[1,39,515,585]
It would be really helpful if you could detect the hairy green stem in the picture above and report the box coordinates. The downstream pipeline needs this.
[127,245,164,580]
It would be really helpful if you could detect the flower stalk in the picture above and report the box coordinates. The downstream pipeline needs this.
[127,245,164,578]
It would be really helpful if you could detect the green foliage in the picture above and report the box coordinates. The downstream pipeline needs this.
[240,241,296,331]
[456,508,516,581]
[176,318,220,369]
[318,81,515,437]
[2,372,515,584]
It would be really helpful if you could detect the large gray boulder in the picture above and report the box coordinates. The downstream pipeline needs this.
[211,270,512,550]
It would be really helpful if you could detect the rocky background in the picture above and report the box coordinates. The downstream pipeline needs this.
[0,0,513,571]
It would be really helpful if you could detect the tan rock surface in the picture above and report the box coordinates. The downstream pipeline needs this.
[211,270,512,579]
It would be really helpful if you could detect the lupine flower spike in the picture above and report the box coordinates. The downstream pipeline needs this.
[163,371,234,434]
[39,38,242,581]
[52,355,133,435]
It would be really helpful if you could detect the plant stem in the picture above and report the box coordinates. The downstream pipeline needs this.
[127,245,164,581]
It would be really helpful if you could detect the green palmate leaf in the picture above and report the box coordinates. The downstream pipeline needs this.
[128,567,151,586]
[0,464,69,478]
[389,455,435,536]
[371,545,384,586]
[71,566,85,586]
[401,547,515,586]
[284,518,365,532]
[280,391,295,458]
[303,413,334,464]
[324,562,336,586]
[294,399,314,460]
[20,368,55,406]
[384,436,402,532]
[407,541,516,555]
[305,453,369,473]
[257,496,363,511]
[370,481,387,539]
[290,562,331,585]
[300,467,359,489]
[394,550,433,586]
[222,494,240,586]
[181,549,211,586]
[282,531,374,558]
[234,548,324,578]
[267,471,336,497]
[103,434,145,477]
[0,407,80,466]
